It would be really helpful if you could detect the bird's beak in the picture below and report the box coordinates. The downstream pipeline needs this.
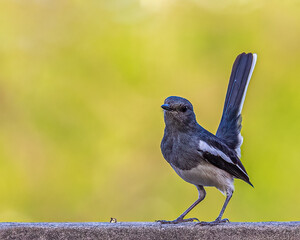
[161,104,172,111]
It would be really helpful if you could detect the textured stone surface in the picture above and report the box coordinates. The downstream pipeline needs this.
[0,222,299,240]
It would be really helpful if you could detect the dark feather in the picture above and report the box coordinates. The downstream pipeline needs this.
[216,53,254,150]
[199,149,253,187]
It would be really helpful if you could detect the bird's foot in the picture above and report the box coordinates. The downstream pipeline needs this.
[156,217,199,224]
[196,218,229,226]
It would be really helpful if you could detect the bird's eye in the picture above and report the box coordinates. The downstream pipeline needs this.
[180,106,188,112]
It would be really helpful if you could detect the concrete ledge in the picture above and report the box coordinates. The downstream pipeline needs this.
[0,222,299,240]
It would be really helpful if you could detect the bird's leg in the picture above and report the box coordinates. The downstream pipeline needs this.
[157,185,206,224]
[197,191,233,226]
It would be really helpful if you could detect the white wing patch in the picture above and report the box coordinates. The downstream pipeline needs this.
[199,140,248,176]
[199,140,233,164]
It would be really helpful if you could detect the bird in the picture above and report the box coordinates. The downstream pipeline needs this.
[158,52,257,225]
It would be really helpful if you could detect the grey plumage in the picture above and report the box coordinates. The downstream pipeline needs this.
[158,53,257,225]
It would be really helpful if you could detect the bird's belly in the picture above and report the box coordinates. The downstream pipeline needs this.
[171,161,234,194]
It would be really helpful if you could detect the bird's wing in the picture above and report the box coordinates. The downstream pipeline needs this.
[216,53,257,157]
[197,138,253,187]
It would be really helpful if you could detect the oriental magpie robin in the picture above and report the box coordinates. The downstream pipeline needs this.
[158,53,257,225]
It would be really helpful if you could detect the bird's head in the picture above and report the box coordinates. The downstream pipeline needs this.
[161,96,197,130]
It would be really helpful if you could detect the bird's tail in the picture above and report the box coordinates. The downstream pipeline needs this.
[216,53,257,157]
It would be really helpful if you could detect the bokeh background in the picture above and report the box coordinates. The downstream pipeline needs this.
[0,0,299,222]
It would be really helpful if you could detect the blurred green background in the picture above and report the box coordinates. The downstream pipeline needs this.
[0,0,299,222]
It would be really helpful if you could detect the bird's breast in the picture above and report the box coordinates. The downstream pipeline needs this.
[161,131,200,170]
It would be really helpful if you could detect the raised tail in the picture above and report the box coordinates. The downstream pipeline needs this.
[216,53,257,157]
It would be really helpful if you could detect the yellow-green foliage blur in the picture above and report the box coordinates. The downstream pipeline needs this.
[0,0,299,222]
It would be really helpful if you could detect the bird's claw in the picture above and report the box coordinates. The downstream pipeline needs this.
[156,217,199,224]
[196,218,229,226]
